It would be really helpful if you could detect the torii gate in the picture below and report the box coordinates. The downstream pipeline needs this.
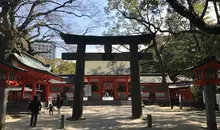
[60,33,155,120]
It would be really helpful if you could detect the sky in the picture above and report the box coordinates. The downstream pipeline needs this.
[55,0,108,58]
[55,1,218,59]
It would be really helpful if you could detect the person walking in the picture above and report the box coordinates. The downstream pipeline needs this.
[47,104,55,116]
[28,95,42,127]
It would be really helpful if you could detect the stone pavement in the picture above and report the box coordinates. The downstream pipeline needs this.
[5,105,220,130]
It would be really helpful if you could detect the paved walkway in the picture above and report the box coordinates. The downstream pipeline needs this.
[5,105,220,130]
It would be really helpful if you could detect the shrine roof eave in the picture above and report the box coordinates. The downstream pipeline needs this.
[7,52,63,81]
[85,75,130,76]
[60,33,155,45]
[185,56,220,71]
[0,60,27,72]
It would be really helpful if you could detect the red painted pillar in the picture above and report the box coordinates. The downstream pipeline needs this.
[126,78,129,100]
[201,68,205,79]
[114,79,117,100]
[21,84,25,98]
[46,83,50,102]
[99,78,102,100]
[87,77,90,84]
[32,81,36,99]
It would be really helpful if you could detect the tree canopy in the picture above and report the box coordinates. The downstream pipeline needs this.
[166,0,220,34]
[36,56,76,74]
[104,0,220,76]
[0,0,99,60]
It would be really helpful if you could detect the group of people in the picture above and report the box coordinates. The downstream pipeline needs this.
[102,89,114,98]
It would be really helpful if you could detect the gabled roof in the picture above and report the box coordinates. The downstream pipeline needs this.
[7,87,42,92]
[0,60,26,72]
[6,50,62,80]
[169,84,191,89]
[85,61,130,75]
[185,56,220,71]
[175,75,193,82]
[50,74,75,84]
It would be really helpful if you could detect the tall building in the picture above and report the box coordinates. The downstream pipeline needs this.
[32,43,56,60]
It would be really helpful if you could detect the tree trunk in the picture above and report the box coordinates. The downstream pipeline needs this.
[0,84,8,130]
[72,44,86,120]
[153,39,170,103]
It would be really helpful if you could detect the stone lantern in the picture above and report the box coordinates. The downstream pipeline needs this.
[186,56,220,130]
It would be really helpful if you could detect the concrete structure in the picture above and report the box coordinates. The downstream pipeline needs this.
[32,43,56,60]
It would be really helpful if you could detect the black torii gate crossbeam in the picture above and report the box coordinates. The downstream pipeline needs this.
[62,52,153,61]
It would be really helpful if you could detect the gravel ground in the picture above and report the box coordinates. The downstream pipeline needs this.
[5,105,220,130]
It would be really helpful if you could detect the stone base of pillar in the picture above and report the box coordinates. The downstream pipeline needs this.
[204,85,217,130]
[0,124,5,130]
[207,119,217,130]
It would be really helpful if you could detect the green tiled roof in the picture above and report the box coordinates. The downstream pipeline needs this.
[6,51,62,80]
[0,60,26,72]
[13,52,52,72]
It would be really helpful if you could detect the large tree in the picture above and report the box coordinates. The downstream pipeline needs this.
[0,0,98,60]
[0,0,98,129]
[38,57,76,74]
[105,0,173,102]
[105,0,220,109]
[166,0,220,34]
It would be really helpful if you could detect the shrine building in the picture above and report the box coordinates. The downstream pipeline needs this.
[0,50,63,107]
[0,51,194,106]
[49,61,188,104]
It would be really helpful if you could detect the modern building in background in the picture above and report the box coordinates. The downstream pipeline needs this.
[32,43,56,60]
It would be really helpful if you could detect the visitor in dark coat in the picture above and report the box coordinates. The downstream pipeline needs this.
[28,95,42,127]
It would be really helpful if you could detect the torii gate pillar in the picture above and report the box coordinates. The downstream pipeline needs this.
[72,44,86,119]
[130,44,142,118]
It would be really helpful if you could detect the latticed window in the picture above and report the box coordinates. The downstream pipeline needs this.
[117,83,126,92]
[217,69,220,79]
[204,68,216,79]
[197,70,202,80]
[63,86,73,93]
[50,86,62,93]
[0,70,6,80]
[91,82,99,92]
[142,86,152,92]
[9,72,15,80]
[154,86,166,92]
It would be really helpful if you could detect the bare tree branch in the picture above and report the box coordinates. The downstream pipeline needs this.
[17,0,40,31]
[18,0,74,31]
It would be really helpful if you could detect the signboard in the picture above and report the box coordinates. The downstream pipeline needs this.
[216,93,220,104]
[203,91,205,103]
[84,84,92,97]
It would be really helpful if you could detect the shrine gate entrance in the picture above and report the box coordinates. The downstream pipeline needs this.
[60,33,155,119]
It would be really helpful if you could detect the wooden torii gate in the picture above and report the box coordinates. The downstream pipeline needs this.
[60,33,155,120]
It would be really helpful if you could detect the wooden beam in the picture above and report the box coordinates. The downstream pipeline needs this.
[62,53,153,61]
